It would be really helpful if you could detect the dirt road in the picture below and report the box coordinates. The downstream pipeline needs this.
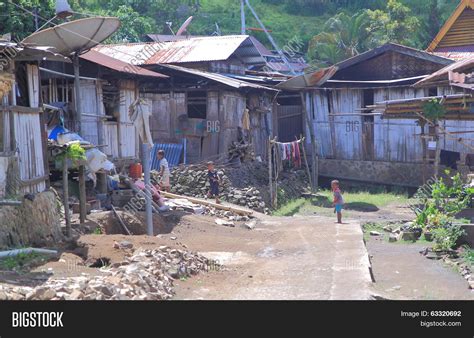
[173,215,372,300]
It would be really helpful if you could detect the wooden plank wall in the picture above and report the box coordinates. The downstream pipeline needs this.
[103,122,119,158]
[119,80,138,158]
[373,88,426,162]
[18,64,46,193]
[201,91,219,159]
[218,91,246,158]
[13,110,46,193]
[80,79,100,145]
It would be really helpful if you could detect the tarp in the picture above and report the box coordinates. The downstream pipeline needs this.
[150,143,184,171]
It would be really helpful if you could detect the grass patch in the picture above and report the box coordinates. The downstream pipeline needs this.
[273,190,410,217]
[0,251,48,271]
[362,222,387,241]
[460,246,474,268]
[273,198,307,216]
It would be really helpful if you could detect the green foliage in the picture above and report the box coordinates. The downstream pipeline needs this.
[0,0,461,65]
[65,143,86,161]
[432,224,465,252]
[308,11,371,67]
[423,98,446,120]
[413,171,471,251]
[0,251,44,271]
[366,0,421,47]
[93,227,102,235]
[460,246,474,267]
[57,143,86,168]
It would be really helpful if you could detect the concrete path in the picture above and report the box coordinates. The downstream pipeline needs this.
[174,215,372,300]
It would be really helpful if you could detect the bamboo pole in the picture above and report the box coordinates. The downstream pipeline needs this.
[299,135,312,189]
[300,92,318,191]
[79,165,87,226]
[268,137,273,209]
[62,159,71,237]
[434,119,441,179]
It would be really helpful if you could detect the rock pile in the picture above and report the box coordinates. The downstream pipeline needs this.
[164,167,268,213]
[0,246,210,301]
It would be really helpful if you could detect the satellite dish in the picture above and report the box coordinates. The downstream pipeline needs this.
[176,16,193,36]
[22,17,121,56]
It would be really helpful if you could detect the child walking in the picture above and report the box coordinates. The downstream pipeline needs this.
[207,161,221,204]
[331,180,344,224]
[157,150,171,192]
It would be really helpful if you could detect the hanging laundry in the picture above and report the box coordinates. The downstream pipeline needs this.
[242,108,251,130]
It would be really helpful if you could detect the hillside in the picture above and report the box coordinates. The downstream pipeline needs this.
[0,0,461,65]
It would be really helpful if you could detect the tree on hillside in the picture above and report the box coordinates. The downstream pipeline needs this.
[0,0,55,40]
[308,11,371,67]
[366,0,420,47]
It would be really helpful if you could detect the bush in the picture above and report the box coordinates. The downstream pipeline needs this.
[432,225,465,252]
[412,171,472,251]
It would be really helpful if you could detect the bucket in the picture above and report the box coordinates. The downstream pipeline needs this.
[129,163,143,179]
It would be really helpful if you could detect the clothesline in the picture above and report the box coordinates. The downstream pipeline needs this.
[270,137,305,145]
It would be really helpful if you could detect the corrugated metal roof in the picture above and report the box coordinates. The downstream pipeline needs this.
[157,64,278,91]
[415,56,474,87]
[1,42,70,63]
[432,51,474,62]
[94,42,155,64]
[94,35,265,65]
[80,50,168,78]
[146,35,261,64]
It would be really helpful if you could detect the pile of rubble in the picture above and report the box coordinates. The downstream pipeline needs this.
[165,167,268,213]
[0,246,211,301]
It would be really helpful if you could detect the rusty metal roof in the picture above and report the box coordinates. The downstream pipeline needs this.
[157,64,278,91]
[432,51,474,62]
[415,55,474,87]
[94,35,265,66]
[80,50,168,78]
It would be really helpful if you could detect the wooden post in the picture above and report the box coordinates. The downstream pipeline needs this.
[434,119,441,179]
[273,141,278,208]
[62,159,71,237]
[300,92,318,191]
[420,119,427,184]
[300,136,313,189]
[79,165,87,226]
[268,137,273,208]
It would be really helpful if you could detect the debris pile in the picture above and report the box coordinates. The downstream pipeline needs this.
[163,167,268,213]
[0,247,210,301]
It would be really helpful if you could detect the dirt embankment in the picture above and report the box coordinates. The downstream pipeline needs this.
[0,191,63,250]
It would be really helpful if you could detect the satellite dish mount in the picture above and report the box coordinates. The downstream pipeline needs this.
[56,0,73,19]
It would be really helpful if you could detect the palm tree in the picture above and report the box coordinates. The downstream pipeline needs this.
[308,11,371,66]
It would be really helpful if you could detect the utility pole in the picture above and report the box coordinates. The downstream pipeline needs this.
[34,7,39,31]
[244,0,296,75]
[240,0,246,35]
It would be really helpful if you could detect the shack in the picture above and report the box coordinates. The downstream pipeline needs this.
[280,43,454,187]
[40,50,168,168]
[93,35,278,164]
[0,41,69,198]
